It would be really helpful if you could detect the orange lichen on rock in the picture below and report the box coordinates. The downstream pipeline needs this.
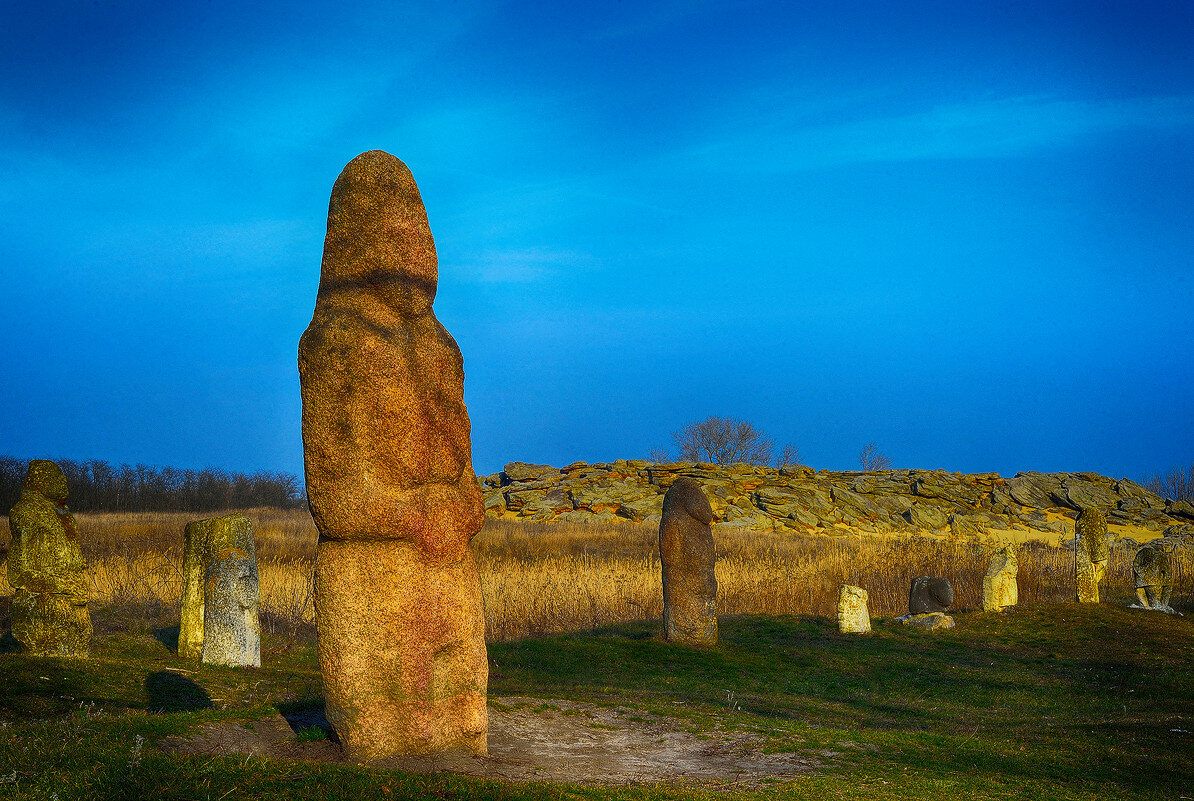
[299,150,487,762]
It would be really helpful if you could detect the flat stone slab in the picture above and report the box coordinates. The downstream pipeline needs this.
[896,612,956,631]
[161,695,824,787]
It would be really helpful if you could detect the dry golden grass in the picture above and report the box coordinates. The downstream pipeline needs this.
[1,510,1189,642]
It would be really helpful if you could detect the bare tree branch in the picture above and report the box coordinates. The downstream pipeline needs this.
[858,442,892,471]
[672,416,774,465]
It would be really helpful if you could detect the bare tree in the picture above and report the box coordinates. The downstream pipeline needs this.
[777,444,801,468]
[858,442,892,471]
[672,416,774,465]
[1143,461,1194,501]
[647,447,672,464]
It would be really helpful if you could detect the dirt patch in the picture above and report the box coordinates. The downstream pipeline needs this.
[160,696,823,787]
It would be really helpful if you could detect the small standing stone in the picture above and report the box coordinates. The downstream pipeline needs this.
[837,585,871,633]
[179,514,259,667]
[908,576,953,614]
[1075,508,1109,603]
[1131,538,1179,614]
[202,520,261,668]
[982,545,1018,612]
[5,460,91,657]
[659,477,718,645]
[179,517,213,660]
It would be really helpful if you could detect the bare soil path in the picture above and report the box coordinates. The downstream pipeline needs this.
[161,695,824,788]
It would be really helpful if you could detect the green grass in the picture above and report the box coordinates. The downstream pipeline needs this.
[1,601,1192,800]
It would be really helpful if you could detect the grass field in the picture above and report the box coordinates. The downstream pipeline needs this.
[1,512,1192,799]
[3,509,1187,641]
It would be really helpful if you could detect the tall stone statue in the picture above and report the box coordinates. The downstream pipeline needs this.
[659,477,717,645]
[179,514,259,667]
[982,545,1018,612]
[6,460,92,657]
[1075,508,1109,603]
[299,150,488,762]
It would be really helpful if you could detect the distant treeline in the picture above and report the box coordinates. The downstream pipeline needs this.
[0,456,305,514]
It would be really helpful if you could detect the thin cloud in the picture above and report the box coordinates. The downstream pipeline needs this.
[688,95,1194,171]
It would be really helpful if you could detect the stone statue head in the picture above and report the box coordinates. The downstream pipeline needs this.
[23,460,68,504]
[317,150,438,318]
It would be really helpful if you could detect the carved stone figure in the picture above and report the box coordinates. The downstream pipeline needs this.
[5,460,91,657]
[908,576,953,614]
[299,150,488,762]
[982,545,1018,612]
[837,585,871,633]
[1132,538,1179,614]
[1075,508,1108,603]
[659,477,717,645]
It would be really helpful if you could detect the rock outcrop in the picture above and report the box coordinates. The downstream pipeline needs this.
[5,460,91,657]
[479,463,1186,537]
[982,545,1018,612]
[1075,508,1109,603]
[659,478,718,645]
[837,585,871,634]
[299,151,487,762]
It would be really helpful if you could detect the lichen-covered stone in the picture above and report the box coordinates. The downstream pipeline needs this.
[5,460,91,657]
[299,150,487,762]
[899,612,955,631]
[908,576,953,614]
[1131,537,1179,613]
[659,477,717,645]
[1075,508,1108,603]
[182,514,260,667]
[179,516,222,660]
[837,585,871,633]
[982,545,1018,611]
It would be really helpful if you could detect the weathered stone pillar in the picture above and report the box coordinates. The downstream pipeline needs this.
[179,518,211,660]
[5,460,92,657]
[837,585,871,633]
[659,477,717,645]
[299,150,488,762]
[191,514,259,667]
[982,545,1018,612]
[1075,508,1108,603]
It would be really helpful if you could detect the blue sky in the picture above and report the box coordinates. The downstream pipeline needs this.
[1,1,1191,480]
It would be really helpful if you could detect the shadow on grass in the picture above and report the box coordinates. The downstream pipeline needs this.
[277,697,338,742]
[0,630,20,653]
[145,670,213,713]
[153,625,180,653]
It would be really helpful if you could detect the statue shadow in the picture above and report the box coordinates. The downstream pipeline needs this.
[145,670,213,713]
[152,625,180,653]
[277,698,339,743]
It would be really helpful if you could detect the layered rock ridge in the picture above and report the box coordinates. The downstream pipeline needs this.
[481,462,1189,538]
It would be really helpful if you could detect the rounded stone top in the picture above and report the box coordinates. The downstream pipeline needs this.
[663,477,715,526]
[23,459,68,503]
[318,150,438,317]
